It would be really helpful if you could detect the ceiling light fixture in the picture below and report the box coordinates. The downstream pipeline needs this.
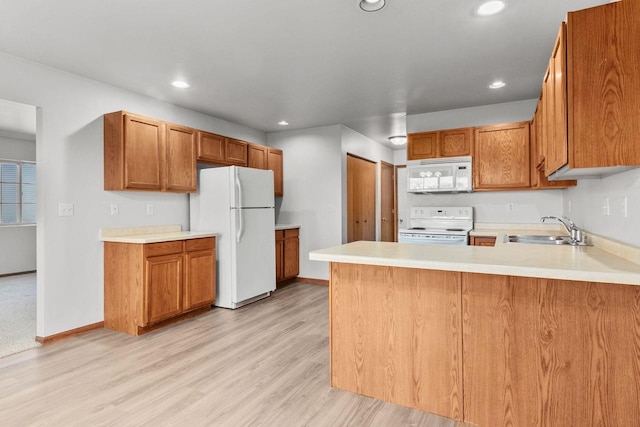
[359,0,385,12]
[171,80,190,89]
[476,0,506,16]
[278,121,289,126]
[489,80,506,89]
[389,135,407,146]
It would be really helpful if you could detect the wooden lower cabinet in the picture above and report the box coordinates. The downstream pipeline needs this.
[105,237,216,335]
[329,263,640,426]
[469,235,496,246]
[275,228,299,284]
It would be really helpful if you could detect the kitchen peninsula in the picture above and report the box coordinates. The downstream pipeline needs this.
[310,238,640,426]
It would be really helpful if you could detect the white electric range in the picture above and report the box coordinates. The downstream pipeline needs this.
[398,206,474,245]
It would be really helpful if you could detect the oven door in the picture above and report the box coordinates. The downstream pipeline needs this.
[398,232,468,245]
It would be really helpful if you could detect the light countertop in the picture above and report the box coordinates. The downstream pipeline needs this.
[100,225,216,244]
[275,224,300,230]
[309,236,640,286]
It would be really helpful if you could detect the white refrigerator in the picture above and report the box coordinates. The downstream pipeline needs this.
[190,166,276,309]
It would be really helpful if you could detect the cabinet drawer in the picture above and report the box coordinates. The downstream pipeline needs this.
[185,237,215,252]
[275,230,284,240]
[145,241,184,257]
[284,228,299,238]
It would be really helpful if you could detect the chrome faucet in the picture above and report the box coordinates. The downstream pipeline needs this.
[540,215,586,245]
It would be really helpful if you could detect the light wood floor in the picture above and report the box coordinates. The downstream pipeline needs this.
[0,282,473,427]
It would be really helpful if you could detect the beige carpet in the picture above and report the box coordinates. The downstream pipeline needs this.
[0,273,40,358]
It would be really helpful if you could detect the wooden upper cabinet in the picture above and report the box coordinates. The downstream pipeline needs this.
[196,133,248,166]
[541,2,640,175]
[440,128,473,157]
[247,144,268,169]
[474,122,531,190]
[165,124,197,192]
[225,138,248,166]
[407,132,438,160]
[544,24,569,175]
[407,128,472,161]
[268,148,283,197]
[104,111,196,193]
[197,131,226,164]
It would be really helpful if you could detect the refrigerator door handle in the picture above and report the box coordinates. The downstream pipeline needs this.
[235,170,243,243]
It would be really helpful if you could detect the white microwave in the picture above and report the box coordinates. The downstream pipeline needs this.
[407,156,473,193]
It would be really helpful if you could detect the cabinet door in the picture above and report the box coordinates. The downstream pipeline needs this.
[474,122,531,190]
[283,229,299,280]
[225,138,248,166]
[471,236,496,247]
[144,253,183,325]
[439,128,472,157]
[184,238,216,311]
[197,131,226,164]
[123,114,164,190]
[165,124,197,192]
[247,144,268,169]
[268,148,283,197]
[275,230,284,282]
[407,132,438,160]
[546,24,568,175]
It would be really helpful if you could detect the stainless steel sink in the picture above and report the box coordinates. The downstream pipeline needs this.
[505,235,573,245]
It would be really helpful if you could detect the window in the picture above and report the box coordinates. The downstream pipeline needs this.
[0,160,36,225]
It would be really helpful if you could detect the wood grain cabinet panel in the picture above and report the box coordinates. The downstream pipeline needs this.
[469,236,496,246]
[247,144,268,169]
[197,131,226,164]
[268,148,283,197]
[225,138,248,166]
[330,264,463,420]
[407,128,472,161]
[275,228,298,284]
[104,111,196,193]
[543,2,640,175]
[474,121,531,190]
[462,273,640,427]
[104,237,216,336]
[165,123,197,192]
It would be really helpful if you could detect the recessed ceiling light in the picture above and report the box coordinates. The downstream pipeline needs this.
[359,0,385,12]
[171,80,190,89]
[476,0,506,16]
[278,121,289,126]
[489,80,506,89]
[389,135,407,146]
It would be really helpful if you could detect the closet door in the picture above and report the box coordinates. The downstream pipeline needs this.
[347,154,376,243]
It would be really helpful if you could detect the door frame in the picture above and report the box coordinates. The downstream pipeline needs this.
[394,164,406,242]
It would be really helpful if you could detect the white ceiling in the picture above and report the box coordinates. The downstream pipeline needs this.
[0,0,610,149]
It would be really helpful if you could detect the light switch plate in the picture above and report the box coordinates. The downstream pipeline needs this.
[58,203,74,216]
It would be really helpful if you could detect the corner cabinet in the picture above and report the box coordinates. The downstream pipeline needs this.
[104,111,196,193]
[544,1,640,176]
[104,237,216,336]
[473,122,531,191]
[275,228,299,284]
[407,127,473,161]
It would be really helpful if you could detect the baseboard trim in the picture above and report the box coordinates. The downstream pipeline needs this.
[36,321,104,345]
[296,277,329,286]
[0,270,36,278]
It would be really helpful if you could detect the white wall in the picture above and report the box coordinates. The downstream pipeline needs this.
[340,125,394,242]
[0,133,37,275]
[268,125,343,281]
[0,52,266,337]
[399,99,563,225]
[407,99,538,132]
[564,169,640,247]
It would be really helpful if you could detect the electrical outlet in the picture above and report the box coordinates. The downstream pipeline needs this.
[602,197,610,216]
[110,204,119,216]
[146,204,154,215]
[507,203,514,212]
[58,203,74,217]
